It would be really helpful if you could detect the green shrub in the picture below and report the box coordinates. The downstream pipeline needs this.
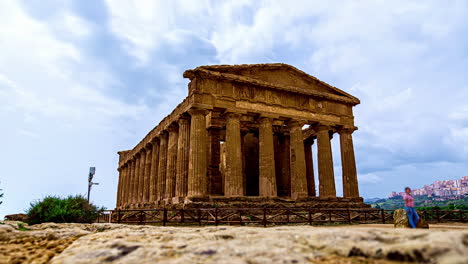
[26,195,104,225]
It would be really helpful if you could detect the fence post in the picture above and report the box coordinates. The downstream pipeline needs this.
[263,208,267,227]
[139,211,144,225]
[197,209,202,226]
[436,209,440,223]
[328,211,332,223]
[215,208,218,226]
[117,209,121,224]
[423,210,427,221]
[364,211,367,223]
[181,209,185,223]
[287,209,290,224]
[381,209,385,224]
[309,209,312,225]
[347,208,351,224]
[163,208,167,226]
[459,210,463,222]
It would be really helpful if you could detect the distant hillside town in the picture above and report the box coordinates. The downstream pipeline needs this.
[389,176,468,201]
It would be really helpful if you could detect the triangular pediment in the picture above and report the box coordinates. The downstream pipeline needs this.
[186,63,359,104]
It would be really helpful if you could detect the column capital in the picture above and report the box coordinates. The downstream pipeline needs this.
[150,136,159,144]
[338,126,358,135]
[259,116,274,124]
[167,123,179,132]
[224,111,242,119]
[315,124,333,132]
[188,107,209,116]
[288,120,306,129]
[178,114,191,124]
[144,143,153,151]
[158,130,168,137]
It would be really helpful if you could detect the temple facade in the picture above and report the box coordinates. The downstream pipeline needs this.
[116,64,364,209]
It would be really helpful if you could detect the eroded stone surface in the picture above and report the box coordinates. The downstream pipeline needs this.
[49,224,468,264]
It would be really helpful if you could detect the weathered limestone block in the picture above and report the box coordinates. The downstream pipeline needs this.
[393,209,429,229]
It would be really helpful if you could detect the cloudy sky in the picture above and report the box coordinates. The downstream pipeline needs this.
[1,0,467,217]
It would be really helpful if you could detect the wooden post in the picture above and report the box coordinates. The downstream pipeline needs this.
[139,211,144,225]
[180,209,185,224]
[239,210,243,226]
[436,209,440,223]
[423,210,427,221]
[197,209,202,226]
[163,208,167,226]
[459,210,463,222]
[308,209,312,225]
[381,209,385,224]
[117,209,121,224]
[347,208,351,224]
[215,208,219,226]
[263,208,267,227]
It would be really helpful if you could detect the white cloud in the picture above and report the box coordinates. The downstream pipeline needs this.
[359,173,383,184]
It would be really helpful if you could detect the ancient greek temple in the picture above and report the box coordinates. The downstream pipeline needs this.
[116,64,365,209]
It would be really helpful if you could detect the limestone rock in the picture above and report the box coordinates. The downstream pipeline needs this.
[50,225,467,264]
[393,209,409,228]
[393,209,429,229]
[4,213,28,221]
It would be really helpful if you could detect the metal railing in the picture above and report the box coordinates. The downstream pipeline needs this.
[96,208,467,226]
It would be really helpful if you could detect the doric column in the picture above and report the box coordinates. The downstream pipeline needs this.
[316,125,336,197]
[289,121,308,199]
[187,108,209,197]
[304,138,316,196]
[208,128,222,195]
[132,156,140,205]
[339,128,359,197]
[116,167,123,207]
[123,164,130,206]
[149,138,160,202]
[125,160,134,206]
[165,124,179,199]
[138,150,146,204]
[157,131,169,200]
[176,116,190,198]
[259,117,276,197]
[224,112,244,197]
[143,145,152,203]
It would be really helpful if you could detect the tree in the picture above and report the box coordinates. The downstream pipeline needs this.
[0,181,3,206]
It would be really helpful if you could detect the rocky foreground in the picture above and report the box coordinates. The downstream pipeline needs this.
[1,222,467,264]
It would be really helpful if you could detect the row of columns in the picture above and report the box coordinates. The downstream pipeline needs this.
[116,109,360,208]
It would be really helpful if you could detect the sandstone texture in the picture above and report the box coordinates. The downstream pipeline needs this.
[2,222,466,264]
[394,209,429,229]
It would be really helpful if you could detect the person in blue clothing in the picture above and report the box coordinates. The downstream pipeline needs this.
[403,187,419,228]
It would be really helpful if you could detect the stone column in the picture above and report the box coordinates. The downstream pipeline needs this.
[175,116,190,199]
[187,108,209,197]
[316,125,336,197]
[224,112,243,197]
[116,167,123,207]
[123,164,130,206]
[126,160,134,206]
[157,132,169,200]
[143,145,152,203]
[339,128,359,197]
[132,156,140,205]
[138,150,146,204]
[259,117,276,197]
[165,124,179,199]
[289,121,308,199]
[304,138,316,196]
[149,138,160,202]
[207,128,222,195]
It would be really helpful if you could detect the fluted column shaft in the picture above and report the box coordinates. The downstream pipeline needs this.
[126,161,134,206]
[259,117,276,197]
[289,121,308,199]
[165,124,179,199]
[339,128,359,197]
[132,157,140,204]
[138,151,146,204]
[157,132,169,200]
[304,139,316,196]
[176,117,190,198]
[116,168,123,207]
[143,146,152,203]
[316,125,336,197]
[225,112,243,196]
[122,165,129,205]
[187,108,208,197]
[149,139,160,202]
